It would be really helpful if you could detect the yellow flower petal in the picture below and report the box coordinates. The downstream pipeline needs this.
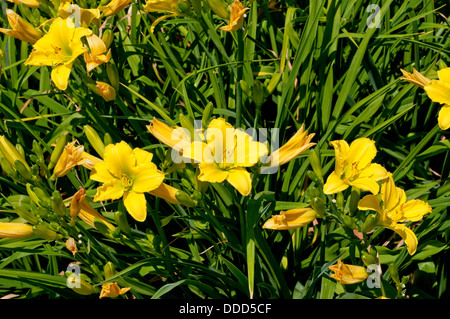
[349,177,380,195]
[347,138,377,170]
[148,182,181,205]
[380,173,400,211]
[197,162,229,183]
[399,199,432,222]
[51,63,73,91]
[437,67,450,83]
[329,259,369,284]
[424,80,450,105]
[90,160,115,184]
[438,105,450,130]
[329,140,349,177]
[226,167,252,196]
[131,165,165,193]
[123,190,147,222]
[388,224,418,255]
[0,222,33,238]
[323,171,349,195]
[103,141,135,177]
[357,194,381,212]
[94,181,125,202]
[132,148,154,166]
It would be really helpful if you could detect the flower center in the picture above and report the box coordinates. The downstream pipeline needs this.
[121,174,133,189]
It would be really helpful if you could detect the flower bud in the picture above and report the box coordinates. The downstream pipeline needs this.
[106,63,120,90]
[83,125,105,158]
[50,190,67,216]
[103,132,113,146]
[308,149,323,183]
[70,277,97,296]
[33,223,59,240]
[0,157,17,178]
[175,191,196,207]
[342,215,357,230]
[349,187,360,214]
[310,197,325,218]
[104,262,116,280]
[48,133,68,170]
[101,29,114,49]
[32,140,45,164]
[361,251,377,267]
[94,218,112,237]
[0,136,30,170]
[361,213,378,233]
[14,160,32,180]
[206,0,229,19]
[114,210,131,234]
[266,72,281,94]
[14,205,39,225]
[0,222,34,238]
[202,102,214,131]
[252,80,265,107]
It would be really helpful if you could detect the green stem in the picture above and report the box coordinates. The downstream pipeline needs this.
[235,29,245,127]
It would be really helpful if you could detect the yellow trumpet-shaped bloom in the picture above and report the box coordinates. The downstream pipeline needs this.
[90,141,165,222]
[358,173,432,255]
[84,34,112,72]
[262,208,317,230]
[58,1,101,27]
[0,9,42,44]
[401,67,450,130]
[220,0,250,32]
[197,118,268,196]
[99,0,132,16]
[52,141,102,179]
[0,222,34,238]
[24,18,92,91]
[99,282,131,299]
[323,138,388,195]
[6,0,40,8]
[329,258,369,284]
[265,124,315,167]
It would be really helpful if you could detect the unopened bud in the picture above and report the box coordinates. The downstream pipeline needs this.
[33,223,59,240]
[308,149,323,183]
[266,72,281,94]
[342,215,357,230]
[83,125,105,158]
[310,197,325,218]
[175,191,196,207]
[114,211,131,234]
[50,190,67,216]
[361,251,377,267]
[32,140,44,164]
[15,160,32,180]
[104,262,116,280]
[361,213,378,233]
[202,102,214,130]
[14,205,39,225]
[94,218,112,237]
[48,133,68,170]
[349,187,360,214]
[101,29,114,49]
[103,132,113,146]
[0,157,17,177]
[206,0,229,19]
[252,80,265,107]
[106,63,119,90]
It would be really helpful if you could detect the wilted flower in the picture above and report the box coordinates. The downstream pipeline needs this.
[329,258,369,284]
[99,282,131,298]
[0,9,42,44]
[96,81,116,101]
[220,0,250,32]
[262,208,317,230]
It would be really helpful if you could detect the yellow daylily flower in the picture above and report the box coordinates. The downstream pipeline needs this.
[69,188,115,230]
[51,141,102,179]
[6,0,40,8]
[0,135,30,170]
[197,118,268,196]
[144,0,186,33]
[90,141,165,222]
[401,67,450,130]
[58,1,101,27]
[148,182,182,205]
[358,173,432,255]
[147,118,204,163]
[99,282,131,299]
[220,0,250,32]
[265,124,316,167]
[329,258,369,284]
[0,9,42,44]
[0,222,34,238]
[96,81,116,101]
[323,138,388,195]
[84,34,112,72]
[262,208,317,230]
[24,18,92,91]
[99,0,132,17]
